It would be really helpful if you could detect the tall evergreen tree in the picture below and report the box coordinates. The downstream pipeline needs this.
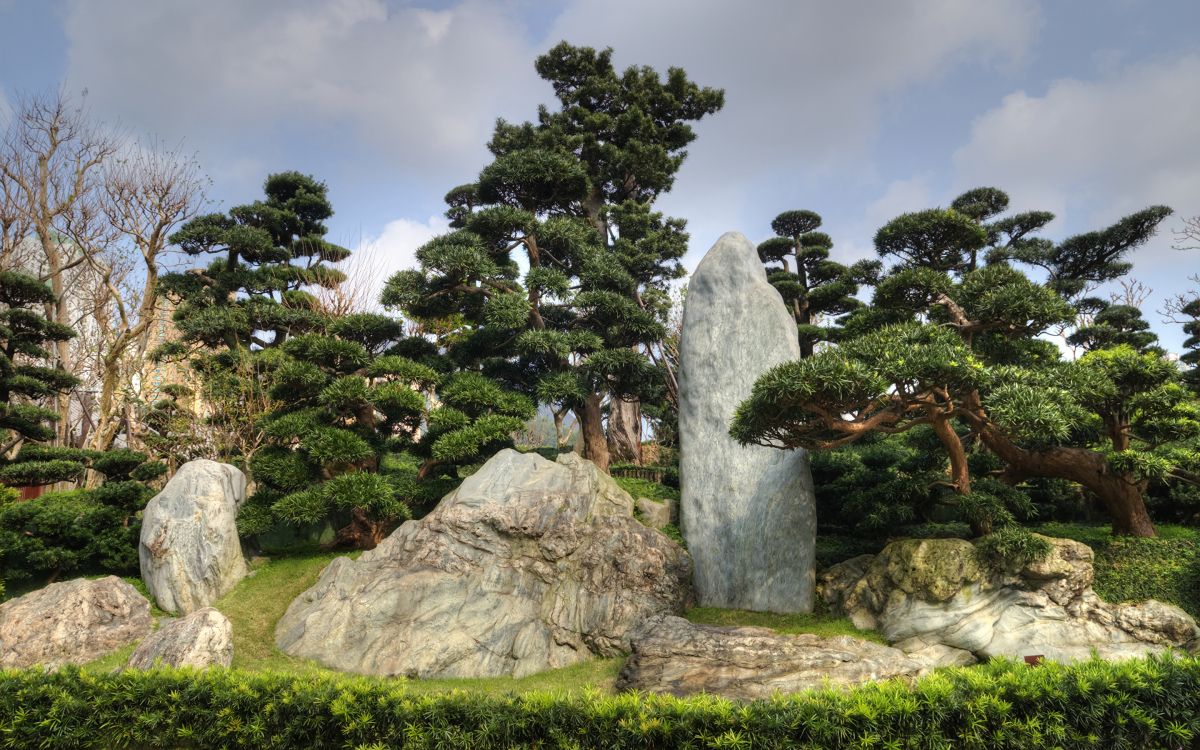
[0,270,81,486]
[757,210,879,356]
[386,42,723,472]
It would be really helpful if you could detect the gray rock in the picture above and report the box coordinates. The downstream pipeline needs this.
[636,497,671,528]
[616,615,928,699]
[140,459,249,614]
[275,449,692,678]
[0,577,151,669]
[126,607,233,669]
[820,535,1200,664]
[679,231,816,613]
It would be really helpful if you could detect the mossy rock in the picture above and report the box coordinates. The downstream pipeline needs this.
[876,538,983,603]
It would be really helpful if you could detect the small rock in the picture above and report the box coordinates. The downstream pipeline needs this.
[0,577,151,669]
[126,607,233,669]
[636,497,671,528]
[617,615,928,700]
[140,459,249,614]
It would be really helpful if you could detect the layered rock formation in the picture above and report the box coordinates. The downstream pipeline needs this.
[820,535,1200,664]
[126,607,234,669]
[0,576,151,669]
[617,615,930,699]
[276,449,692,678]
[140,459,248,614]
[679,231,816,613]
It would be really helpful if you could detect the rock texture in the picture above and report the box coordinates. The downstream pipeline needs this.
[636,497,672,528]
[126,607,233,670]
[617,615,928,699]
[140,459,249,614]
[0,577,151,669]
[679,231,816,613]
[819,536,1200,664]
[276,449,692,678]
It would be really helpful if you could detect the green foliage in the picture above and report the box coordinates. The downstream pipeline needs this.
[0,492,138,583]
[5,655,1200,748]
[388,43,722,466]
[736,186,1186,537]
[974,527,1053,570]
[758,210,879,355]
[0,271,80,480]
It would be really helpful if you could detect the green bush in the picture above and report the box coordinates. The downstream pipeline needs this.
[3,656,1200,748]
[1039,522,1200,618]
[0,492,139,583]
[974,527,1053,571]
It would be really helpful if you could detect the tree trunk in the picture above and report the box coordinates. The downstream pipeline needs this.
[577,394,610,473]
[978,427,1156,537]
[927,411,988,534]
[607,398,642,465]
[332,507,389,550]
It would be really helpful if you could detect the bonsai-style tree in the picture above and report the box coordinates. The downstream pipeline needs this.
[757,210,880,356]
[0,270,82,486]
[386,42,723,472]
[733,188,1192,537]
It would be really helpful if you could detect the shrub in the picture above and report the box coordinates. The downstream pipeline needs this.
[2,656,1200,748]
[0,492,138,583]
[974,526,1053,570]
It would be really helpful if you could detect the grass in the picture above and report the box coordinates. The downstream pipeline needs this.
[212,549,346,673]
[684,607,887,644]
[614,476,679,504]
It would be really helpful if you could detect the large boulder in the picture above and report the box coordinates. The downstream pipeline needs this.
[275,449,693,678]
[617,615,932,700]
[140,459,248,614]
[126,607,234,670]
[820,535,1200,664]
[679,231,816,613]
[0,576,151,669]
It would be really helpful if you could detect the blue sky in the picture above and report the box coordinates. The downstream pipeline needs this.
[2,0,1198,352]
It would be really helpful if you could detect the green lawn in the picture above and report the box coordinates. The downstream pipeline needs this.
[683,607,886,643]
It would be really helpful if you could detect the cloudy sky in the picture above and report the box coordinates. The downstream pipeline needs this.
[2,0,1198,351]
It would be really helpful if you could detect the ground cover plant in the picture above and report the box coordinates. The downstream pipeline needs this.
[4,653,1200,749]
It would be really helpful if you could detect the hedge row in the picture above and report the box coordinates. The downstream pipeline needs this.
[3,655,1200,749]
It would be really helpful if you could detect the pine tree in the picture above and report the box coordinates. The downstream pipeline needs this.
[0,270,82,486]
[386,42,723,472]
[733,188,1193,537]
[757,210,880,356]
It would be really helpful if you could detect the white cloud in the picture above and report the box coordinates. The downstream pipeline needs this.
[549,0,1039,183]
[344,214,450,309]
[953,55,1200,231]
[865,175,935,231]
[60,0,541,177]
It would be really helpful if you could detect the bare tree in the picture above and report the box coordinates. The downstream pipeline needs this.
[0,91,119,443]
[80,141,207,452]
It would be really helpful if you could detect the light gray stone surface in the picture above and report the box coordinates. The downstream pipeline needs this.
[275,449,692,678]
[616,615,929,699]
[679,231,816,613]
[126,607,233,669]
[140,459,248,614]
[819,535,1200,664]
[636,497,672,528]
[0,576,151,669]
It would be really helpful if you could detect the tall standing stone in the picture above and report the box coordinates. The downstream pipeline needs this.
[140,459,249,614]
[679,231,816,612]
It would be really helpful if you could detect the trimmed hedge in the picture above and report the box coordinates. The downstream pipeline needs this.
[3,655,1200,749]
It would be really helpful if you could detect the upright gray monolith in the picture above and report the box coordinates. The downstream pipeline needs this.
[679,231,816,612]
